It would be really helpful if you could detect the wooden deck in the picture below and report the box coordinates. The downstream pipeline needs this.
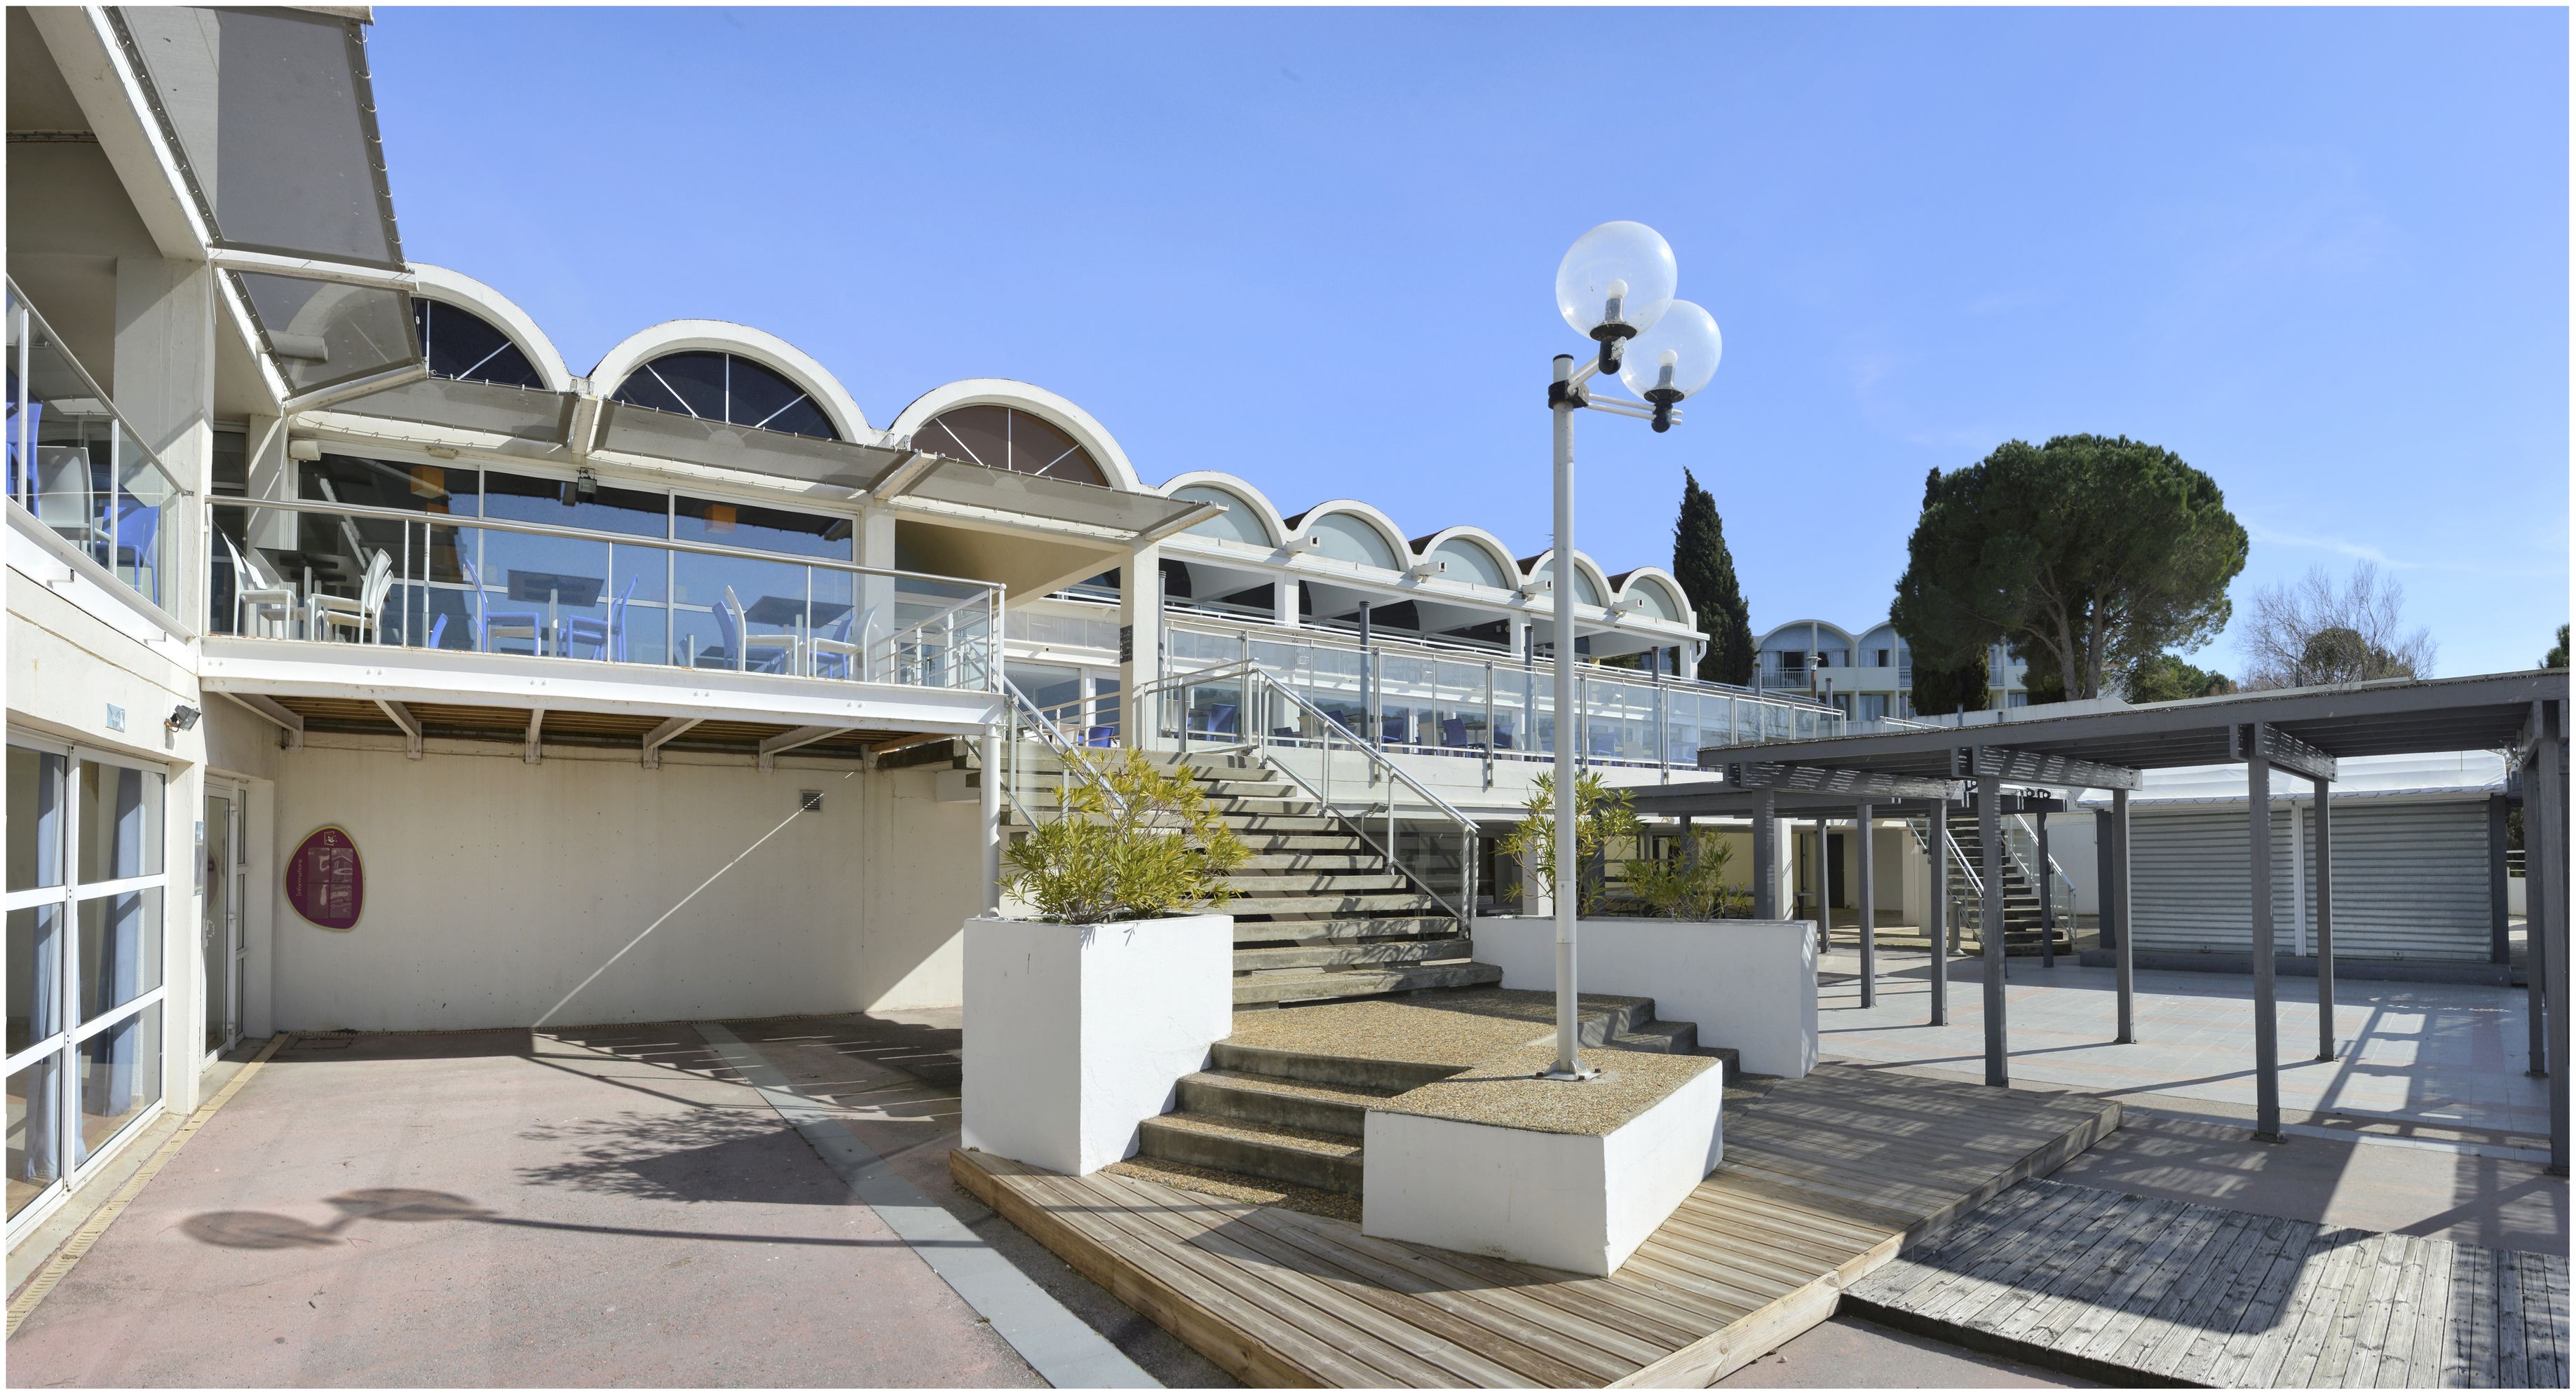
[1845,1177,2572,1388]
[950,1063,2122,1387]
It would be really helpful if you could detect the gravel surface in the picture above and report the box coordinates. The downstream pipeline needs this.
[1225,988,1653,1067]
[1373,1044,1719,1136]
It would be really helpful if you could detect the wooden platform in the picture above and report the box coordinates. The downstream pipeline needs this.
[950,1063,2122,1387]
[1845,1178,2572,1388]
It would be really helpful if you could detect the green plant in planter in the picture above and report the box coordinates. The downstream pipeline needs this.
[1001,749,1249,923]
[1498,773,1637,916]
[1625,830,1753,920]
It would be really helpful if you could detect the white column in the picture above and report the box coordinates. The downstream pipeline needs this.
[855,505,898,681]
[1273,576,1299,627]
[114,256,217,621]
[1119,543,1162,749]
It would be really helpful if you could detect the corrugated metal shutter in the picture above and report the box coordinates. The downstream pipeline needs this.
[2129,798,2489,962]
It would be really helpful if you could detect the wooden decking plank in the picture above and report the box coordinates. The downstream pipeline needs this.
[2009,1195,2194,1347]
[2426,1243,2472,1389]
[2228,1228,2337,1391]
[1612,1247,1783,1319]
[1665,1199,1889,1281]
[2492,1241,2531,1389]
[1604,1270,1843,1389]
[1977,1192,2173,1340]
[2060,1195,2230,1361]
[1675,1184,1901,1259]
[1916,1185,2113,1327]
[2463,1244,2498,1388]
[2203,1220,2330,1389]
[1639,1208,1863,1293]
[2306,1231,2391,1389]
[1884,1185,2094,1314]
[1066,1170,1498,1389]
[1087,1171,1564,1389]
[2373,1232,2433,1388]
[2106,1207,2266,1372]
[2351,1229,2418,1386]
[2239,1220,2346,1389]
[2149,1213,2305,1380]
[2546,1250,2573,1389]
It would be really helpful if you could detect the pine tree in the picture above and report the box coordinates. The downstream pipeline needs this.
[1672,469,1755,684]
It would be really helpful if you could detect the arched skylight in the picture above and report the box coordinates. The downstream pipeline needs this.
[1628,580,1684,621]
[1429,538,1511,588]
[915,404,1106,485]
[1531,559,1604,606]
[1173,484,1268,545]
[611,351,838,440]
[1306,514,1399,570]
[414,299,543,389]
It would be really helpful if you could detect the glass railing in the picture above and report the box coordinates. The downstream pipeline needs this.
[6,284,184,610]
[204,496,998,692]
[1165,618,1841,771]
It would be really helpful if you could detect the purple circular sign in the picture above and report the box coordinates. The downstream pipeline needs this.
[286,825,364,931]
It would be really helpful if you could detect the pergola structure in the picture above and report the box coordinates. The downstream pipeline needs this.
[1669,670,2570,1173]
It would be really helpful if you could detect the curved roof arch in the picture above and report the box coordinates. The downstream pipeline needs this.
[1283,500,1411,572]
[589,320,869,439]
[888,379,1142,493]
[407,264,574,393]
[1409,526,1518,590]
[1158,470,1287,547]
[1758,618,1862,648]
[1517,549,1611,608]
[1608,566,1694,625]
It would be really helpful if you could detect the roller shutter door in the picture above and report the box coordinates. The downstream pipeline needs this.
[2129,798,2489,962]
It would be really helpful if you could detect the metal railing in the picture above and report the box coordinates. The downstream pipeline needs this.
[205,495,1001,693]
[1909,814,1984,949]
[995,676,1125,831]
[1128,660,1482,921]
[1162,617,1843,779]
[2001,813,2080,939]
[7,282,186,610]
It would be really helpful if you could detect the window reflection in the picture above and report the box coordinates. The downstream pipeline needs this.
[74,1003,160,1165]
[76,890,163,1021]
[8,1056,60,1218]
[674,496,850,560]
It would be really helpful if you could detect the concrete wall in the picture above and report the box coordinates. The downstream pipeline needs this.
[1472,916,1819,1077]
[262,735,982,1032]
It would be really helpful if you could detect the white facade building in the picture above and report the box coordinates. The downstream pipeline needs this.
[1756,618,2031,719]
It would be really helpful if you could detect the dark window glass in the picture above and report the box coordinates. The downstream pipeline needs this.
[302,454,478,514]
[611,353,837,440]
[725,358,821,435]
[413,300,543,388]
[1010,411,1079,477]
[211,430,248,495]
[616,351,726,421]
[674,496,850,560]
[919,404,1008,469]
[482,470,667,538]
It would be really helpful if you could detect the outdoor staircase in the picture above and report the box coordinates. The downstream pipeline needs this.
[1871,810,2070,956]
[1133,998,1735,1200]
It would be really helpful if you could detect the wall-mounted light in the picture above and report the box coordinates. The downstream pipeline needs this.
[1404,559,1448,580]
[165,703,202,733]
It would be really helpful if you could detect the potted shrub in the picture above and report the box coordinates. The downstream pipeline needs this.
[964,749,1250,1176]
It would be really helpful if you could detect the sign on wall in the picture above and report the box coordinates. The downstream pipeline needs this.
[286,825,364,931]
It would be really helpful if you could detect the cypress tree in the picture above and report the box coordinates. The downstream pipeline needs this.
[1672,469,1755,684]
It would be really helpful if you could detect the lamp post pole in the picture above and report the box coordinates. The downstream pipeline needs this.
[1550,353,1582,1077]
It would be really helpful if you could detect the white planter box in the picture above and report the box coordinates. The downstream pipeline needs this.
[1472,916,1819,1078]
[1362,1046,1726,1276]
[960,912,1233,1176]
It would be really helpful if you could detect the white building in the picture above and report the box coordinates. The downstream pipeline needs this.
[1756,618,2031,719]
[4,5,1846,1246]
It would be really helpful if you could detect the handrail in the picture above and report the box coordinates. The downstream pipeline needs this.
[998,676,1127,826]
[1140,661,1480,826]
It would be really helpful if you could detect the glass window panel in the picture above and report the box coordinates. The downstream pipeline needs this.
[1009,663,1083,713]
[8,747,67,891]
[604,543,673,667]
[723,358,834,440]
[76,763,162,884]
[77,890,164,1021]
[673,496,850,561]
[1089,676,1120,737]
[1008,411,1087,481]
[414,300,543,388]
[74,1003,161,1165]
[303,454,476,514]
[232,273,417,396]
[1308,515,1399,571]
[609,364,691,415]
[623,353,726,421]
[8,1056,60,1218]
[921,405,1008,470]
[8,906,64,1056]
[482,470,666,538]
[470,527,612,660]
[672,552,808,674]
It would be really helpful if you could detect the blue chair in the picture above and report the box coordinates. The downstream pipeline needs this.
[466,559,544,655]
[1495,731,1516,751]
[714,587,797,673]
[112,498,161,602]
[1198,704,1238,738]
[4,383,39,505]
[564,576,635,662]
[1382,713,1409,745]
[1441,716,1470,748]
[808,606,872,680]
[1084,724,1116,748]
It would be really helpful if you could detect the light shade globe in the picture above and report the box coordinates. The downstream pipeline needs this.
[1555,221,1676,340]
[1618,299,1722,402]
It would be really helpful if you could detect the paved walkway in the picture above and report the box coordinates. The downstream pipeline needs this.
[1817,948,2551,1140]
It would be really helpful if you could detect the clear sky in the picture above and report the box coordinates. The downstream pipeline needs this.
[369,6,2570,678]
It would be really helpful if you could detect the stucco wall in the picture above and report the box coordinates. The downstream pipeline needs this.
[264,736,981,1031]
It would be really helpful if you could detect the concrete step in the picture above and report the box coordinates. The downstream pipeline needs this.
[1231,891,1444,916]
[1231,938,1467,973]
[1231,916,1461,946]
[1174,1069,1397,1139]
[1230,959,1504,1006]
[1135,1111,1364,1196]
[1216,814,1342,834]
[1236,833,1374,853]
[1209,1042,1462,1094]
[1221,872,1409,894]
[1237,852,1385,872]
[1606,1018,1700,1054]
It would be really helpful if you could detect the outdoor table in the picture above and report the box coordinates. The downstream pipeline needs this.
[741,596,850,672]
[506,570,604,656]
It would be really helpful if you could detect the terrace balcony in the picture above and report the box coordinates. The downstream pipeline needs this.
[6,289,185,626]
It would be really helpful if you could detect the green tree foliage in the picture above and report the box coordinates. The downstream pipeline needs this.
[1498,773,1637,916]
[1673,470,1756,686]
[2121,653,2239,702]
[1891,437,2247,702]
[1625,829,1752,920]
[1909,650,1992,716]
[2546,625,2568,669]
[1001,749,1248,923]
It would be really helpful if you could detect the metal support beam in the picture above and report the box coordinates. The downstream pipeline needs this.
[2533,700,2569,1175]
[757,725,843,772]
[1726,761,1958,801]
[2249,723,2282,1142]
[1979,773,2007,1086]
[981,723,1003,915]
[2315,772,2336,1062]
[641,716,700,769]
[2254,724,2338,783]
[2037,808,2054,969]
[1815,817,1833,956]
[1752,789,1779,920]
[2108,793,2135,1043]
[524,707,544,765]
[375,698,421,760]
[1856,801,1876,1009]
[1928,796,1948,1027]
[1967,746,2143,791]
[2490,793,2513,966]
[217,690,303,749]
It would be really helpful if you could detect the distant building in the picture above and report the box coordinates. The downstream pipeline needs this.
[1754,618,2031,719]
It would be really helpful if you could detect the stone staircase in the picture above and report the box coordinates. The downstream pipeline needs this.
[1132,997,1733,1201]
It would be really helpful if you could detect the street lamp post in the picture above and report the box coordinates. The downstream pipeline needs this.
[1543,222,1724,1080]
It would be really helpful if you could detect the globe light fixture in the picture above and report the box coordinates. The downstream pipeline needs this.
[1540,222,1723,1080]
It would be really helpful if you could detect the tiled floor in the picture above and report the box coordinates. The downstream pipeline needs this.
[1815,948,2553,1139]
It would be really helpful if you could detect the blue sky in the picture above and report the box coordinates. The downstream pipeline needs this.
[370,6,2569,677]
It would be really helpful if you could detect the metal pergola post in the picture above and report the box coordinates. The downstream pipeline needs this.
[1752,789,1779,920]
[2249,723,2282,1143]
[1929,795,1948,1027]
[2528,722,2553,1082]
[2314,771,2336,1062]
[1979,771,2007,1087]
[1815,815,1833,955]
[2037,808,2054,969]
[2532,699,2569,1175]
[2490,792,2513,966]
[2112,787,2134,1044]
[1856,799,1876,1009]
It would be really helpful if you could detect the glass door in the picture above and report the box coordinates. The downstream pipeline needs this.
[201,785,240,1057]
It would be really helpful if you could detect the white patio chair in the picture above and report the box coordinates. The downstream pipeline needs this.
[224,534,299,639]
[309,549,393,644]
